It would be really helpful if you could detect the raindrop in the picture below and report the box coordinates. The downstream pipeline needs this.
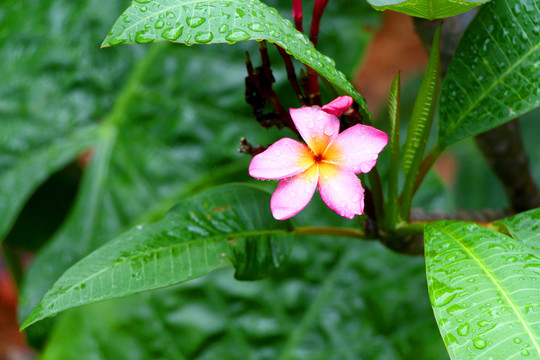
[186,16,206,28]
[218,24,228,33]
[195,31,213,43]
[521,350,530,356]
[225,29,250,42]
[457,323,469,336]
[294,33,310,44]
[248,22,265,32]
[514,338,523,344]
[155,20,165,29]
[473,337,487,349]
[135,30,154,44]
[162,25,184,40]
[139,5,148,12]
[324,126,335,136]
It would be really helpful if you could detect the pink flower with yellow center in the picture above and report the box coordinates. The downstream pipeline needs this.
[249,96,388,220]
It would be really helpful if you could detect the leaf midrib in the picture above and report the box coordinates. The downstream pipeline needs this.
[433,223,540,355]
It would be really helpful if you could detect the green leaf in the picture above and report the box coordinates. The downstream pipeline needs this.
[384,72,401,231]
[366,0,488,20]
[400,26,441,221]
[21,184,293,330]
[101,0,370,121]
[40,234,448,359]
[425,219,540,359]
[438,0,540,147]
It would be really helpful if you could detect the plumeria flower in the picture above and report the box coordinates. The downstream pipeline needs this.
[249,96,388,220]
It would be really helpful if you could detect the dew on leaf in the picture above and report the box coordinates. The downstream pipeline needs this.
[473,337,487,349]
[155,20,165,29]
[218,24,228,33]
[186,16,206,28]
[248,22,264,32]
[457,322,470,336]
[162,26,184,40]
[225,29,250,42]
[194,31,213,43]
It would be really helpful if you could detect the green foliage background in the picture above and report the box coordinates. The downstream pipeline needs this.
[1,0,539,358]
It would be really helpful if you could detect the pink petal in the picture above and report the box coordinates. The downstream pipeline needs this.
[318,163,364,219]
[321,96,353,116]
[249,138,314,180]
[289,106,340,155]
[324,124,388,174]
[270,166,318,220]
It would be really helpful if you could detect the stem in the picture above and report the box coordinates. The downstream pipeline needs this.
[275,45,304,102]
[305,0,329,105]
[294,226,368,239]
[368,168,385,224]
[292,0,303,33]
[309,0,330,48]
[412,142,443,195]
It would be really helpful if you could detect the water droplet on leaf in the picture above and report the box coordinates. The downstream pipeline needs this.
[195,31,213,43]
[225,29,250,42]
[186,16,206,28]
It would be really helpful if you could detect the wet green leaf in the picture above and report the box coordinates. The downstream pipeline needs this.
[102,0,371,120]
[366,0,488,20]
[21,184,294,330]
[39,236,448,359]
[439,0,540,147]
[425,218,540,359]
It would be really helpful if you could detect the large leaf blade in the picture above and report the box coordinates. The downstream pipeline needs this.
[367,0,487,20]
[101,0,370,120]
[438,0,540,147]
[21,184,294,330]
[425,220,540,359]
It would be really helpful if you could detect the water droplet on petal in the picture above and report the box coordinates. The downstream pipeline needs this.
[324,126,335,136]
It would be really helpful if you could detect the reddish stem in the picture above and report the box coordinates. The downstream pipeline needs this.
[310,0,329,48]
[275,45,304,102]
[305,0,329,105]
[292,0,303,33]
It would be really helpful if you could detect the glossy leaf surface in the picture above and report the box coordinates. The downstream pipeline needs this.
[425,217,540,359]
[366,0,488,20]
[102,0,370,120]
[39,235,448,359]
[21,184,294,330]
[438,0,540,147]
